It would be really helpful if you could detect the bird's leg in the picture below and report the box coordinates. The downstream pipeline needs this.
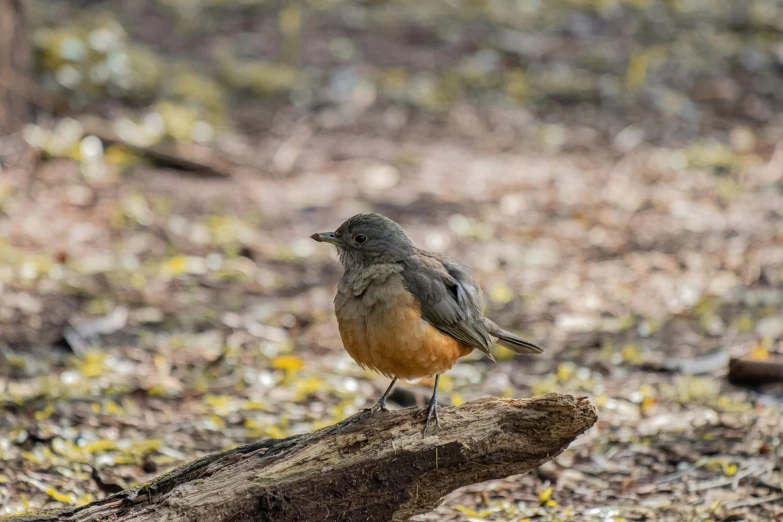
[363,378,397,414]
[422,375,441,434]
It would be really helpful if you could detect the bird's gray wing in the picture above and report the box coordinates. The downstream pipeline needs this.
[400,252,495,360]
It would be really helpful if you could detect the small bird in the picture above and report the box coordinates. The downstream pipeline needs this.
[311,213,543,432]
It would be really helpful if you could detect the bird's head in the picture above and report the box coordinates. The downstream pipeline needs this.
[310,213,415,268]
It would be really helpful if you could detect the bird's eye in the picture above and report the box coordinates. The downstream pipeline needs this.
[353,234,367,244]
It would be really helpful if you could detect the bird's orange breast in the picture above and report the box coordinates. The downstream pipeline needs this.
[335,277,472,380]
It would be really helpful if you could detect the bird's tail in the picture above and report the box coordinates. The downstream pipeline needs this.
[485,320,544,355]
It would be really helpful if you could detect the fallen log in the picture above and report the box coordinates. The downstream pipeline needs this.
[728,355,783,386]
[5,393,596,522]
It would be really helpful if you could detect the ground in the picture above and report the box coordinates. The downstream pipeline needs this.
[1,1,783,521]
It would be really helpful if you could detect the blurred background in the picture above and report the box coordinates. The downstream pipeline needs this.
[1,0,783,520]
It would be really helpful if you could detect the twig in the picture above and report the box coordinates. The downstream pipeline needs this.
[79,117,237,177]
[689,465,764,492]
[656,464,697,484]
[726,493,783,510]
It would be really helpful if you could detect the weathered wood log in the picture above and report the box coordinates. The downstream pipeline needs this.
[5,393,596,522]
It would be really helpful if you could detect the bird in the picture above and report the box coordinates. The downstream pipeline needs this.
[311,213,543,433]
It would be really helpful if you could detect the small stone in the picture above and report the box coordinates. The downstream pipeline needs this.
[361,162,399,192]
[613,125,646,152]
[730,126,757,154]
[499,194,527,216]
[556,313,600,333]
[66,185,94,206]
[757,317,783,340]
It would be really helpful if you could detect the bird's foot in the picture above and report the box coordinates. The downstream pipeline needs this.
[360,379,397,416]
[361,399,388,415]
[422,400,440,434]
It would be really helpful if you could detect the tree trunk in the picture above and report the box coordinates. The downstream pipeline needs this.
[6,394,596,522]
[0,0,29,138]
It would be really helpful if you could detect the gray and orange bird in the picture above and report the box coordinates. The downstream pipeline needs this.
[311,213,543,432]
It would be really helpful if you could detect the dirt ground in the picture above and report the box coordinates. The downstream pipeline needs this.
[2,124,783,520]
[2,1,783,521]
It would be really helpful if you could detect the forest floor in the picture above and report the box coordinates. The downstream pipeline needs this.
[2,1,783,520]
[2,121,783,521]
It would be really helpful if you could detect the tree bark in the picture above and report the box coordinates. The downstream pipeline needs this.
[0,0,29,137]
[7,394,597,522]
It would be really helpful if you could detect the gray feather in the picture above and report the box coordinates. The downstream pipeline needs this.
[485,319,544,354]
[401,252,495,360]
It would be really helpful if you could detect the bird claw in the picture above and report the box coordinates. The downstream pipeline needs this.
[422,401,440,434]
[361,401,388,415]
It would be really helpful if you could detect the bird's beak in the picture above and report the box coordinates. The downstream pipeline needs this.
[310,232,341,245]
